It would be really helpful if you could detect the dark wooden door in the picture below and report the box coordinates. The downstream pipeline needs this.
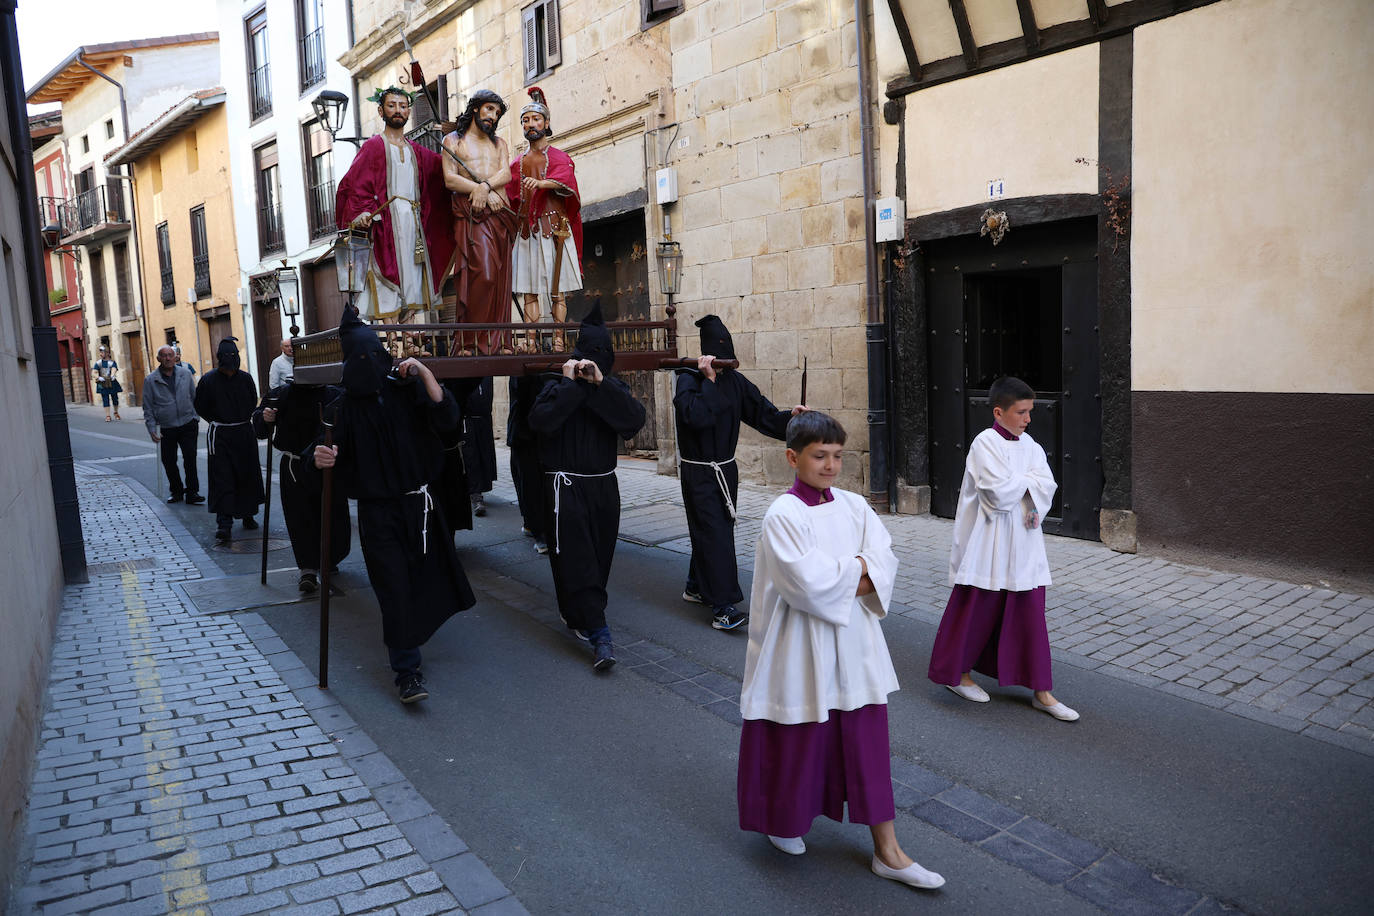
[306,260,346,335]
[568,210,656,452]
[124,331,145,407]
[254,300,282,393]
[926,218,1102,540]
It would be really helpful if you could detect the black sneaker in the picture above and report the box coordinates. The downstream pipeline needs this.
[298,572,318,594]
[592,641,616,671]
[398,673,429,704]
[682,587,705,605]
[215,528,231,542]
[166,494,183,504]
[185,494,205,505]
[472,495,487,517]
[242,516,259,530]
[712,607,749,631]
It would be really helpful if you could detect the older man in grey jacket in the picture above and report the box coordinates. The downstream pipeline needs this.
[143,345,203,504]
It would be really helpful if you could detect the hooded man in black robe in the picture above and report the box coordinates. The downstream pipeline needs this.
[253,382,351,592]
[313,309,476,703]
[529,303,646,670]
[461,377,498,517]
[674,315,806,629]
[195,338,265,540]
[507,374,548,554]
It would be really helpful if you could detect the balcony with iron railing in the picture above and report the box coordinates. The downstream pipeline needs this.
[299,28,326,90]
[193,250,211,298]
[258,204,284,257]
[406,122,442,155]
[160,263,175,305]
[249,64,272,121]
[307,179,336,241]
[37,196,62,229]
[54,185,129,247]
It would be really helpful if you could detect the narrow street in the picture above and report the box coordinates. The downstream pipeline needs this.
[13,403,1371,915]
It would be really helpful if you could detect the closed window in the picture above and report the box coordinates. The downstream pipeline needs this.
[297,0,326,90]
[246,7,271,121]
[302,119,335,240]
[255,142,284,256]
[641,0,683,29]
[190,206,211,298]
[156,222,174,305]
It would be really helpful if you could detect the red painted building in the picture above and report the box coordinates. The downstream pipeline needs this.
[30,112,90,402]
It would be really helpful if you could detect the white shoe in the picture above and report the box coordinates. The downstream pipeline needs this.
[946,682,990,703]
[768,835,806,855]
[1031,698,1080,721]
[872,855,945,889]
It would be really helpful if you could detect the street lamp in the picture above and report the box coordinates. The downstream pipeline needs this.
[40,223,80,261]
[333,229,371,310]
[656,237,683,322]
[276,265,302,337]
[312,89,363,146]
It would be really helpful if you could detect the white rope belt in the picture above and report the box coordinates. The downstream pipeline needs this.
[284,453,300,485]
[405,483,434,555]
[679,456,738,521]
[546,469,616,555]
[207,420,250,457]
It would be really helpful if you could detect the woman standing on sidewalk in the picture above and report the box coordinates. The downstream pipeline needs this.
[93,345,122,421]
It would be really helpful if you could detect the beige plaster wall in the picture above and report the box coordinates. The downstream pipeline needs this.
[133,106,245,377]
[903,43,1098,217]
[1131,0,1374,394]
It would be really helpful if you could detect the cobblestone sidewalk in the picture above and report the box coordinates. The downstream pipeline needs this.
[13,467,522,915]
[534,452,1374,757]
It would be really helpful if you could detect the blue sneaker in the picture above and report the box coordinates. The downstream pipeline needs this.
[712,607,748,631]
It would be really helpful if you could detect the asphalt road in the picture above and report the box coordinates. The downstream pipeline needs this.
[66,404,1374,914]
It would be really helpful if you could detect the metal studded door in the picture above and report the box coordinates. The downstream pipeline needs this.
[925,218,1102,540]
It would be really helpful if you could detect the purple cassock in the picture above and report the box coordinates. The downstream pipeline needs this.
[927,422,1055,691]
[736,477,897,838]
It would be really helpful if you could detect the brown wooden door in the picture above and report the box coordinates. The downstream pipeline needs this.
[253,300,282,393]
[306,260,346,335]
[124,332,145,407]
[567,210,656,452]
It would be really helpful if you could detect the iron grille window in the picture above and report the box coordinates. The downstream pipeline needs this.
[190,206,211,297]
[247,8,272,121]
[156,222,174,305]
[405,77,447,154]
[113,241,134,320]
[256,141,284,256]
[297,0,326,90]
[302,119,335,240]
[521,0,562,84]
[90,249,108,324]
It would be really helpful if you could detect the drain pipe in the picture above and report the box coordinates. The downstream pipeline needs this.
[854,0,890,510]
[2,5,87,582]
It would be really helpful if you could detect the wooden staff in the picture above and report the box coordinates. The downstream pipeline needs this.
[260,432,274,585]
[317,408,334,689]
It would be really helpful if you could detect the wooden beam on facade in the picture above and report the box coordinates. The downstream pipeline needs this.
[887,0,922,80]
[1087,0,1109,28]
[1015,0,1040,52]
[946,0,978,69]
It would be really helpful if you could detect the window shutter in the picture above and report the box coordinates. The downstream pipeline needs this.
[650,0,680,14]
[543,0,562,70]
[522,6,539,82]
[436,74,449,122]
[412,88,435,127]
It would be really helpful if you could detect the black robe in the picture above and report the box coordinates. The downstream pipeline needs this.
[507,375,549,537]
[529,375,646,631]
[195,369,265,519]
[674,369,791,607]
[434,377,482,535]
[253,384,351,572]
[327,378,475,649]
[461,377,498,496]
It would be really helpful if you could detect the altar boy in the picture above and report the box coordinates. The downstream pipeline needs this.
[737,411,944,891]
[926,376,1079,721]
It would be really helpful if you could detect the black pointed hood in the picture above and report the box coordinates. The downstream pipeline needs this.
[216,337,241,371]
[338,306,392,398]
[572,301,614,374]
[695,314,735,360]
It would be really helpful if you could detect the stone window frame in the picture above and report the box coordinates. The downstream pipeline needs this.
[640,0,683,31]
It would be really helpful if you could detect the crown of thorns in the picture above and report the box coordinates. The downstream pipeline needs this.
[367,85,414,104]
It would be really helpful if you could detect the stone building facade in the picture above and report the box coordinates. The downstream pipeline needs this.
[339,0,875,488]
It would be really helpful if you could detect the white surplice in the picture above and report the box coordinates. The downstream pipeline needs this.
[948,427,1058,592]
[739,488,900,725]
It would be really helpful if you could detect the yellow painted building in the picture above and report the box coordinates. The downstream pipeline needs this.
[107,89,246,378]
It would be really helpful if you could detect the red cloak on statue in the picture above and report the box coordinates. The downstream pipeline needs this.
[336,135,456,299]
[508,144,583,264]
